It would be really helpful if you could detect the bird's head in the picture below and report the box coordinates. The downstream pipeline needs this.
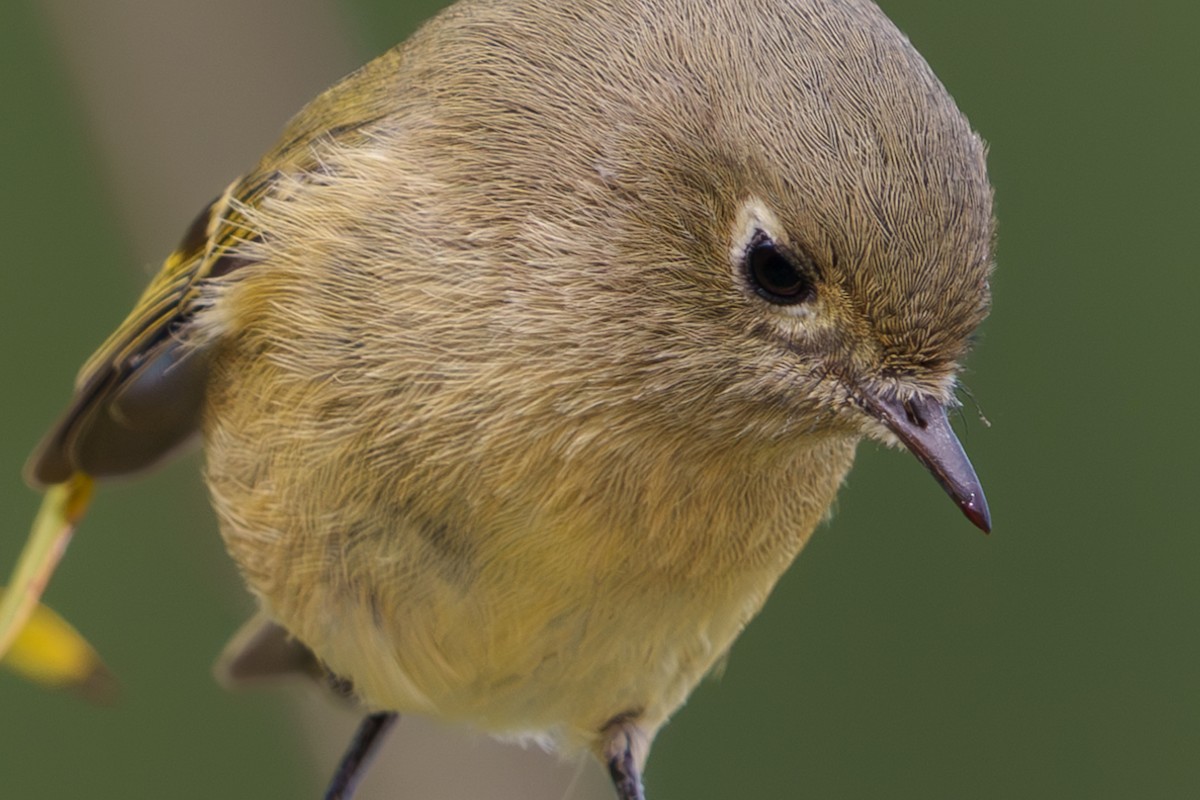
[399,0,997,529]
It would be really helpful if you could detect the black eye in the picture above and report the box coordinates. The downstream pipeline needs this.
[745,235,814,304]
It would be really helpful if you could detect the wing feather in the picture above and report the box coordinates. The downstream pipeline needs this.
[25,51,399,486]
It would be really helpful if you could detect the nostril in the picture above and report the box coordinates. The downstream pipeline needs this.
[903,399,927,428]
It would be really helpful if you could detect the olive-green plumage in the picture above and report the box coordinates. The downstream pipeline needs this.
[26,0,994,795]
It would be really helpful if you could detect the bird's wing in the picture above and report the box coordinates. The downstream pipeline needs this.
[3,52,404,685]
[25,55,400,487]
[26,178,266,486]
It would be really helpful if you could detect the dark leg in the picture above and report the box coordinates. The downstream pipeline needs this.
[606,731,646,800]
[600,717,649,800]
[323,712,399,800]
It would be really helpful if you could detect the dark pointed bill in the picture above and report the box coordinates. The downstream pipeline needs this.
[864,393,991,533]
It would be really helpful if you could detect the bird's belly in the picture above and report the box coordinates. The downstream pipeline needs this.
[308,547,781,753]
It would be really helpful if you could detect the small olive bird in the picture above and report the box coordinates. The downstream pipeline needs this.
[6,0,995,797]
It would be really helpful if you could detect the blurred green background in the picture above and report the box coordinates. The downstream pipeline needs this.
[0,0,1195,798]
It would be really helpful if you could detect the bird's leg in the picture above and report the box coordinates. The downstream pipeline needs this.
[323,711,399,800]
[600,715,650,800]
[607,740,644,800]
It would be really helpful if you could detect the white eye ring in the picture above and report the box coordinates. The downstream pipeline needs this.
[731,198,818,316]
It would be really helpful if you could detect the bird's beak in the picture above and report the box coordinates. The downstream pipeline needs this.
[863,393,991,533]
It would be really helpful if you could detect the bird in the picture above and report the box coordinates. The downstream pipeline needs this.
[5,0,994,797]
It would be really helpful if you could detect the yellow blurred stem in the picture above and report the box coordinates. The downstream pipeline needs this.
[1,596,115,702]
[0,474,94,661]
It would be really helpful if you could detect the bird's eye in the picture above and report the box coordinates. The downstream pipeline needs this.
[744,235,814,304]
